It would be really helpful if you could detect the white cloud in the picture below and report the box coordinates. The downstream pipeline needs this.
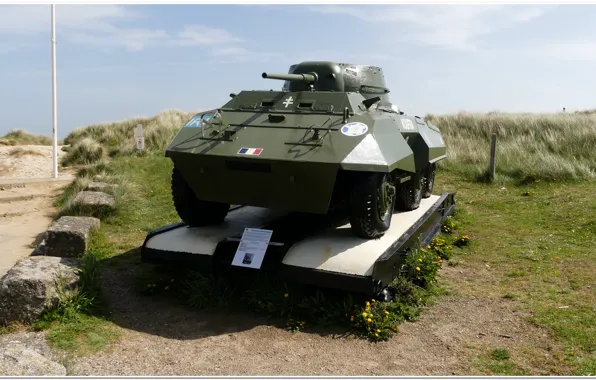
[0,5,138,35]
[532,41,596,61]
[308,4,554,51]
[0,4,253,59]
[177,25,244,46]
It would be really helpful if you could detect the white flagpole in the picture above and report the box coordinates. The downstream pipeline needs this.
[51,4,58,178]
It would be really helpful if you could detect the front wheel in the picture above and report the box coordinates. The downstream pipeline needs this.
[348,172,396,239]
[171,166,230,227]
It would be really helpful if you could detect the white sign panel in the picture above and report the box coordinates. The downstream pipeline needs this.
[231,228,273,269]
[136,124,144,150]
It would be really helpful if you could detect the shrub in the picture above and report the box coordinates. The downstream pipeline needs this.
[61,137,104,167]
[0,129,52,146]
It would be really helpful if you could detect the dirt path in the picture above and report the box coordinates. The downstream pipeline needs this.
[0,181,72,277]
[60,265,566,376]
[0,145,74,278]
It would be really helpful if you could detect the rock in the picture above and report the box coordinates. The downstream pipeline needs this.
[85,181,116,192]
[0,343,66,376]
[43,216,100,257]
[73,191,115,209]
[0,256,80,326]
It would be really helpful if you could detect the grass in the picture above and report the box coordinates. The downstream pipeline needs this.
[41,151,596,374]
[8,147,45,157]
[426,111,596,183]
[31,244,120,356]
[56,109,596,186]
[433,169,595,375]
[60,109,195,167]
[0,129,53,146]
[9,108,594,374]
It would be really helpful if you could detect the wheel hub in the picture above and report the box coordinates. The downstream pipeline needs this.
[378,179,396,221]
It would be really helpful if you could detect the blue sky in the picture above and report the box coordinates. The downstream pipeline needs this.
[1,3,596,138]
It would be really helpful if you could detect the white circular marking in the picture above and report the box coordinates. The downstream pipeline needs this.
[341,122,368,137]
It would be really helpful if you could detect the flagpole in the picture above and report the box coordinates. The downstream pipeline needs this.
[51,4,58,178]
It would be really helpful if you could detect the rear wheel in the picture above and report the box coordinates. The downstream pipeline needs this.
[171,166,230,227]
[349,172,396,239]
[422,164,436,198]
[395,170,423,211]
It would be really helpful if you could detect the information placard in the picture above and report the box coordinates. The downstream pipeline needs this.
[231,228,273,269]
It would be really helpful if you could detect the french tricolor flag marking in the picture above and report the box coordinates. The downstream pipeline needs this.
[237,147,263,156]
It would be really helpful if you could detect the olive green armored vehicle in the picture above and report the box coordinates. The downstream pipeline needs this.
[165,61,447,239]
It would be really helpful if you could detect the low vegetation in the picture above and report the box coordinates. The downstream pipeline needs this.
[426,111,596,183]
[33,242,120,355]
[7,108,593,375]
[0,129,53,146]
[60,109,195,167]
[8,147,45,157]
[53,162,132,221]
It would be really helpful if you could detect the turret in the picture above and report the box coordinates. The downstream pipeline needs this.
[274,61,391,102]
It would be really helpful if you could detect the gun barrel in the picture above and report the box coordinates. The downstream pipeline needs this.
[261,72,317,83]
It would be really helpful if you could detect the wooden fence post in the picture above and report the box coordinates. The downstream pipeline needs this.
[489,133,497,181]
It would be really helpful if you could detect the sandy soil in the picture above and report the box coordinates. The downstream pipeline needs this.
[0,181,69,278]
[0,145,75,278]
[0,145,69,180]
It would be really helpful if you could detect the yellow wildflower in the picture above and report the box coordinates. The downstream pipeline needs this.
[366,301,370,306]
[372,299,375,303]
[362,312,367,317]
[375,333,379,337]
[367,318,372,323]
[377,329,381,333]
[416,267,421,271]
[385,311,389,315]
[418,258,423,262]
[284,293,289,298]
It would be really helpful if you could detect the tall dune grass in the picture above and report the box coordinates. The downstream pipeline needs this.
[61,109,195,166]
[426,111,596,183]
[59,107,595,183]
[0,129,53,146]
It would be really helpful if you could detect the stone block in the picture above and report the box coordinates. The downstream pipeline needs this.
[44,216,100,257]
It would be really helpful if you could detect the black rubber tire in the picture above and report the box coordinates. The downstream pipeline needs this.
[395,171,423,211]
[422,164,436,199]
[348,172,396,239]
[171,166,230,227]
